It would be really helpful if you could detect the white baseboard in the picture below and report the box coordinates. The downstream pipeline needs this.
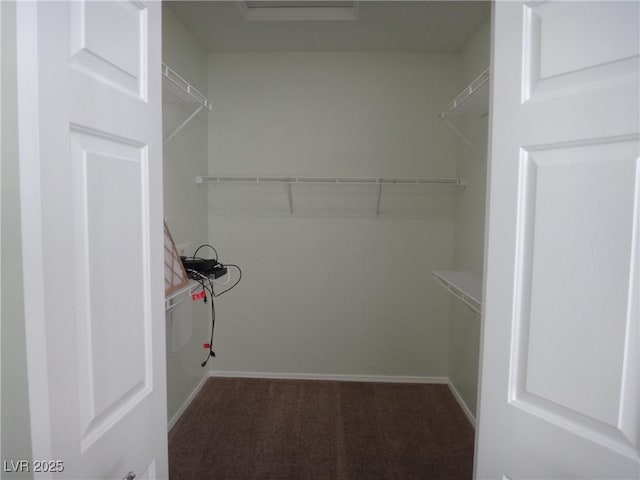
[167,373,209,431]
[446,380,476,427]
[208,370,449,384]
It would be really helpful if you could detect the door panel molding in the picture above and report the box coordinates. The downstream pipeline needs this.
[509,137,639,459]
[69,1,148,99]
[522,2,640,103]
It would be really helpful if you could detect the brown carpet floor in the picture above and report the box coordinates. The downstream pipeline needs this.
[169,377,475,480]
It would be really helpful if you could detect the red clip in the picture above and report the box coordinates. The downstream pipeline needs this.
[203,343,211,349]
[192,290,205,301]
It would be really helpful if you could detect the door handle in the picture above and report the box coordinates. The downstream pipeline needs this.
[123,472,136,480]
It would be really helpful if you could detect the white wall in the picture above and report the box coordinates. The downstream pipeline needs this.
[1,2,33,477]
[162,6,211,423]
[206,52,461,377]
[449,19,491,417]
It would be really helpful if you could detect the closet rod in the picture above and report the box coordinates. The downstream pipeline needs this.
[196,176,465,186]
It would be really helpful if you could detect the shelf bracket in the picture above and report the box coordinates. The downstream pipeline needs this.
[436,66,489,152]
[444,119,475,151]
[375,179,383,216]
[286,179,294,215]
[163,104,204,147]
[162,63,212,147]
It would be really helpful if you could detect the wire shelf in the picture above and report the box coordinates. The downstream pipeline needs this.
[165,280,201,313]
[199,175,464,216]
[196,176,465,186]
[162,63,212,146]
[162,63,212,110]
[432,270,482,314]
[436,67,490,122]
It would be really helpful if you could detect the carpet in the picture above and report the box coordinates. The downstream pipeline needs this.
[169,377,474,479]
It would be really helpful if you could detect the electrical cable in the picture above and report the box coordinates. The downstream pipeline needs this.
[212,264,242,297]
[212,271,231,286]
[201,288,216,367]
[184,245,243,368]
[186,269,217,367]
[191,244,218,262]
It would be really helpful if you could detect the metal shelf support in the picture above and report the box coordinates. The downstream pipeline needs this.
[163,105,203,146]
[286,179,294,215]
[436,67,490,151]
[165,280,200,313]
[162,63,212,146]
[375,180,383,216]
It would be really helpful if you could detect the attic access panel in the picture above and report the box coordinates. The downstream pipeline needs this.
[244,1,355,7]
[239,0,358,21]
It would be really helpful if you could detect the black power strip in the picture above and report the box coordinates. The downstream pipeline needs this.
[181,256,227,280]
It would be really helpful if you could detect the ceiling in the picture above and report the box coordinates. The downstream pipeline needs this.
[166,1,491,53]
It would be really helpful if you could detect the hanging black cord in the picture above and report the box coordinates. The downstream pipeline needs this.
[191,244,218,262]
[201,288,216,367]
[185,256,243,368]
[198,264,241,365]
[197,264,241,365]
[187,269,217,367]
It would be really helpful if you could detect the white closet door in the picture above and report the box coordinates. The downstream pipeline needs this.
[17,2,168,478]
[476,1,639,479]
